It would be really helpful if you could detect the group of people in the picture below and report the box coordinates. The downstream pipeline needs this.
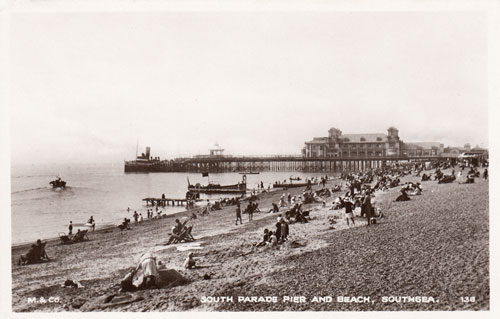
[255,214,290,247]
[17,239,49,265]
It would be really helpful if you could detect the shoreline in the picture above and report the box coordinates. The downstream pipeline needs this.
[10,184,302,252]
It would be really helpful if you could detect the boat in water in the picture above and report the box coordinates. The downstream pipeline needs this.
[50,177,66,189]
[289,176,302,181]
[187,175,247,194]
[239,172,259,175]
[124,146,157,173]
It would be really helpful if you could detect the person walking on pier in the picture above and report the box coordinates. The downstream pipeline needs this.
[235,204,242,225]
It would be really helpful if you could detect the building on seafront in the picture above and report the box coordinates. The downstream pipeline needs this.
[302,127,445,158]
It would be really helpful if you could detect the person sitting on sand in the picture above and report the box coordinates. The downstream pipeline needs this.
[118,218,131,232]
[395,189,410,202]
[269,231,278,247]
[184,252,196,269]
[256,229,270,247]
[17,239,49,265]
[35,239,49,260]
[18,245,38,265]
[268,203,279,213]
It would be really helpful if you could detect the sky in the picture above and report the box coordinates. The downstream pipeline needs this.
[7,11,489,165]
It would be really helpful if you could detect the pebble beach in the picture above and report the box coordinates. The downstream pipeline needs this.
[11,169,489,311]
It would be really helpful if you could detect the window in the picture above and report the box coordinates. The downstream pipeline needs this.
[360,137,366,142]
[376,137,383,142]
[343,138,350,142]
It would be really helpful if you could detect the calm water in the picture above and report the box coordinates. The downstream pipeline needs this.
[11,163,328,244]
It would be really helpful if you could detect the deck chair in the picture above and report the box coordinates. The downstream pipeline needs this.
[59,232,72,244]
[165,226,195,245]
[72,229,89,242]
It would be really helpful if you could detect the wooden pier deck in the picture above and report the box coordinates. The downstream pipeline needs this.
[142,197,202,207]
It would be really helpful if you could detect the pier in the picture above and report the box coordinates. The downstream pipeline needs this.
[127,155,450,173]
[142,198,200,207]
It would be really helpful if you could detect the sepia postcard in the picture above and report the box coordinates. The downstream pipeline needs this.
[1,0,499,317]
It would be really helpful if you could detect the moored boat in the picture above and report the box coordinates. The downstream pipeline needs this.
[187,175,247,194]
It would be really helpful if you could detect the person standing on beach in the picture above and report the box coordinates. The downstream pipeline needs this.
[248,202,254,222]
[133,211,139,224]
[363,192,372,226]
[68,221,73,235]
[340,198,355,226]
[235,204,242,225]
[483,168,488,180]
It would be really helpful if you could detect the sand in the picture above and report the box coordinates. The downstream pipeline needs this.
[11,170,489,311]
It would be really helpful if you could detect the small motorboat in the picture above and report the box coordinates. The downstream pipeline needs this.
[289,176,302,181]
[50,177,66,189]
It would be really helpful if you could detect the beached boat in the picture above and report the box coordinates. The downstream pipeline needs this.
[187,175,247,194]
[273,182,309,188]
[49,177,66,189]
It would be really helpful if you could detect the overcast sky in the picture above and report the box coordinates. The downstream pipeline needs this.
[8,11,488,165]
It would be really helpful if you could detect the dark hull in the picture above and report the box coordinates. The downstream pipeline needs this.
[50,180,66,188]
[124,161,155,173]
[188,184,246,194]
[273,183,308,188]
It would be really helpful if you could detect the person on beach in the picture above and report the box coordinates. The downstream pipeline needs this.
[275,217,282,241]
[280,218,289,241]
[248,202,254,221]
[269,231,278,247]
[340,197,355,226]
[119,218,131,232]
[184,252,196,269]
[139,213,144,224]
[235,204,243,225]
[256,229,270,247]
[483,168,488,180]
[362,192,372,226]
[68,221,73,235]
[279,194,287,208]
[133,211,139,224]
[166,218,191,245]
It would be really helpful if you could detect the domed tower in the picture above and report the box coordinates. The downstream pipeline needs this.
[328,127,342,139]
[386,127,401,156]
[387,127,399,139]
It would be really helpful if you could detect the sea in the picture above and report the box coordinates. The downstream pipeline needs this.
[11,163,329,245]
